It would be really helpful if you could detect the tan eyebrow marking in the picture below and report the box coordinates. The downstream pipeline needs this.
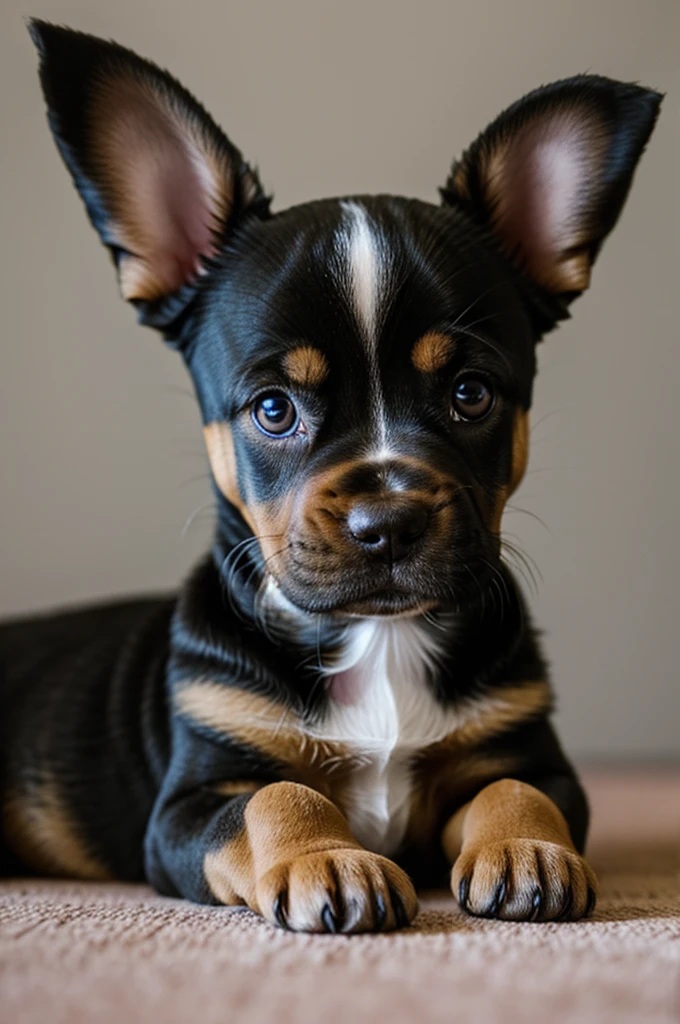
[283,346,329,388]
[411,332,456,373]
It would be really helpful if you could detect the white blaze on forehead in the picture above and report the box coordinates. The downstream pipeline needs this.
[338,200,386,349]
[336,201,394,455]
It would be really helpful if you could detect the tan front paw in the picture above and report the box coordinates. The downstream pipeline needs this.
[256,848,418,934]
[452,839,598,921]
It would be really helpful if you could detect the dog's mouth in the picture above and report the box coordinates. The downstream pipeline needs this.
[259,533,502,621]
[267,573,461,621]
[259,568,438,619]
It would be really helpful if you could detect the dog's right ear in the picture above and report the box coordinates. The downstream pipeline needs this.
[30,21,269,332]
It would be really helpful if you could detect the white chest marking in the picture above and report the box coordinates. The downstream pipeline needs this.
[307,619,461,856]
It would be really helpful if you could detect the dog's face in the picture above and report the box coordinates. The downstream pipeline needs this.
[196,196,536,616]
[31,22,660,617]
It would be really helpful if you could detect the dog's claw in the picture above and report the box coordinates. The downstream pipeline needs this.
[321,903,338,933]
[273,892,288,929]
[459,875,470,911]
[529,887,543,921]
[374,891,387,930]
[488,869,508,917]
[390,888,410,929]
[556,884,574,921]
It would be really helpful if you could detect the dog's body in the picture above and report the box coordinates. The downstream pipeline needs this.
[0,22,660,932]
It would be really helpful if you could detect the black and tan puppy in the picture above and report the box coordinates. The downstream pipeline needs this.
[0,22,660,932]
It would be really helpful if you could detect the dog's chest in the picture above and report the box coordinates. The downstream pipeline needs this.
[307,620,460,856]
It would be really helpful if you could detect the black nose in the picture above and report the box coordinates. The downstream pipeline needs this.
[347,501,429,563]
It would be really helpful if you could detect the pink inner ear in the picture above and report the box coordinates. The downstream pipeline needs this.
[488,110,606,293]
[92,79,230,301]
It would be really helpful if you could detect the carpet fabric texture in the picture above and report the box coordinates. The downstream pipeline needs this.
[1,768,678,1024]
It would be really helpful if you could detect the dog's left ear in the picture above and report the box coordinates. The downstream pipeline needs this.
[29,21,269,332]
[442,76,662,299]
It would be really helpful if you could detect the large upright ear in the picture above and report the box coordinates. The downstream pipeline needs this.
[442,75,661,299]
[30,21,269,328]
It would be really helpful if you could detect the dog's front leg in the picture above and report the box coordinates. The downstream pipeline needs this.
[146,778,417,933]
[442,777,598,921]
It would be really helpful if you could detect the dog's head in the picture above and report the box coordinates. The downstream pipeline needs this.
[31,22,660,618]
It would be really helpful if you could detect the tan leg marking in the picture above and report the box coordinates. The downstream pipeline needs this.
[3,781,113,881]
[411,332,456,373]
[406,752,521,851]
[444,779,598,921]
[406,681,550,848]
[204,781,418,933]
[283,346,329,388]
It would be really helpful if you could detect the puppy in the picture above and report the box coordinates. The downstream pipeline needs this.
[0,22,660,933]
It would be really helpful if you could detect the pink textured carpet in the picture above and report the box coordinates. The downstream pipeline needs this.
[1,768,679,1024]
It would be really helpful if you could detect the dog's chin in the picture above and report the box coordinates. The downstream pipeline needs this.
[268,577,439,620]
[333,591,438,620]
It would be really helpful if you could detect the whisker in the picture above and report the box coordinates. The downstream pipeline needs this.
[500,538,543,595]
[219,534,284,624]
[449,283,506,331]
[449,324,514,369]
[164,385,199,403]
[503,505,552,535]
[178,473,213,490]
[181,501,217,538]
[530,409,567,433]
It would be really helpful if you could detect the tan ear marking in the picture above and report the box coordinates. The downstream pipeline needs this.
[90,73,234,302]
[283,346,329,388]
[411,332,456,373]
[481,108,608,295]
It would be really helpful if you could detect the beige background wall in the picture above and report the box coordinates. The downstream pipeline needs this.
[0,0,677,759]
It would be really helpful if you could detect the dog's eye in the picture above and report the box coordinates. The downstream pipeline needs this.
[252,392,300,437]
[451,376,494,421]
